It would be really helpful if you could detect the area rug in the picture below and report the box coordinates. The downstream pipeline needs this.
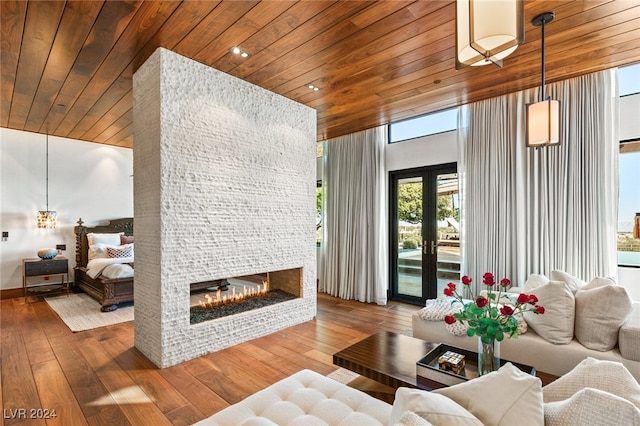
[45,293,133,332]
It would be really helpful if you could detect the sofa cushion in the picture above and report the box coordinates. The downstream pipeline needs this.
[523,280,575,345]
[390,388,482,426]
[543,357,640,409]
[523,274,549,292]
[550,270,586,293]
[574,283,632,351]
[544,388,640,425]
[620,303,640,362]
[193,369,391,426]
[433,363,544,426]
[393,411,434,426]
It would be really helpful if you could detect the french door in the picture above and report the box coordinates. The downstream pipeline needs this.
[389,163,460,304]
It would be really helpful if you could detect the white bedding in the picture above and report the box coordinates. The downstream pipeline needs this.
[86,257,134,279]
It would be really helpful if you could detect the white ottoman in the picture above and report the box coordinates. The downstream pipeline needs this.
[193,369,392,426]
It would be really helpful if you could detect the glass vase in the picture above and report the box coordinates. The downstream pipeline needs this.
[477,337,500,376]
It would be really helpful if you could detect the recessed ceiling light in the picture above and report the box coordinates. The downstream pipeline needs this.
[240,52,249,58]
[232,47,241,55]
[308,85,315,89]
[308,84,320,91]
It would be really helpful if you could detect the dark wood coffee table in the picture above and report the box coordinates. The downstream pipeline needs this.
[333,330,437,392]
[333,330,557,400]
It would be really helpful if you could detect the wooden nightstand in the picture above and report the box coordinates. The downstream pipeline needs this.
[22,256,69,301]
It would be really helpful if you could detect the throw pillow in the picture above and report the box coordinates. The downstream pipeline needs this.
[542,357,640,409]
[433,363,544,426]
[544,388,640,425]
[574,283,632,351]
[106,244,134,259]
[87,232,124,246]
[393,411,434,426]
[523,280,575,345]
[418,298,463,321]
[120,235,134,245]
[524,274,549,292]
[390,388,483,426]
[582,276,617,290]
[550,270,586,293]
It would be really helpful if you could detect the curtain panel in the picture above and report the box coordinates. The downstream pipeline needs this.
[458,70,618,291]
[319,126,387,305]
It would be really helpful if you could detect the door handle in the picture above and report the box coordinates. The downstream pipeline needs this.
[431,240,438,255]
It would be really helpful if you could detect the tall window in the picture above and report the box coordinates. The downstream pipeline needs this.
[618,62,640,267]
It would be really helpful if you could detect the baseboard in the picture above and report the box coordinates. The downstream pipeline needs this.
[1,288,24,300]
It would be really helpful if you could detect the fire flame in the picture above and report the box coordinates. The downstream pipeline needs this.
[198,280,269,308]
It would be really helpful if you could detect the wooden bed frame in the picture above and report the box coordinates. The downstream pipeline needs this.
[74,217,134,312]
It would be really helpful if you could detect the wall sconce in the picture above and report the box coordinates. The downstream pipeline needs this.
[37,133,57,229]
[526,12,560,147]
[455,0,524,69]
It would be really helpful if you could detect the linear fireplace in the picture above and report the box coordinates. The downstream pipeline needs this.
[190,267,303,324]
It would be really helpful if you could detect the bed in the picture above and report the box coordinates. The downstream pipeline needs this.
[74,217,134,312]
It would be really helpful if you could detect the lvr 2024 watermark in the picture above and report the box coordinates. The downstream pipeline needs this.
[4,408,57,419]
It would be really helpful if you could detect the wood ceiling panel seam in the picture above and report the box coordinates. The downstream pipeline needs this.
[277,6,454,103]
[130,1,223,75]
[245,1,412,89]
[24,1,106,134]
[52,1,179,137]
[263,1,449,96]
[78,89,132,142]
[68,76,132,141]
[216,1,335,75]
[172,1,257,60]
[0,0,27,128]
[40,0,143,136]
[231,1,371,79]
[8,0,65,131]
[191,1,295,70]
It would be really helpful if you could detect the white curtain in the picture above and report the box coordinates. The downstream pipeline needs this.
[319,126,387,304]
[458,70,618,291]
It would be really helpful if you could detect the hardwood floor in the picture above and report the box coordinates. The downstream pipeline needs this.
[0,293,419,425]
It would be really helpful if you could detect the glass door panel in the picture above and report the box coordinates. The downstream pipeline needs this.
[396,177,423,297]
[390,163,459,304]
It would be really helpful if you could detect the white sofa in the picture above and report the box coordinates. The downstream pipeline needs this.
[413,304,640,379]
[412,272,640,380]
[193,358,640,425]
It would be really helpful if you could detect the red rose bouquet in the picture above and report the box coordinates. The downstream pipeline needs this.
[443,272,545,344]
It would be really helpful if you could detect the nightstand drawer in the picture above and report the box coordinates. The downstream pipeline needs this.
[24,258,68,276]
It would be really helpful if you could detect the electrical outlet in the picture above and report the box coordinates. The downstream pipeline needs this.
[1,231,7,241]
[56,244,66,251]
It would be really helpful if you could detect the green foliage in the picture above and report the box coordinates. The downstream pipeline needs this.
[316,187,322,216]
[398,182,459,223]
[402,239,418,249]
[398,182,422,223]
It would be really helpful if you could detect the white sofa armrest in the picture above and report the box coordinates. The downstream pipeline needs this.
[619,302,640,362]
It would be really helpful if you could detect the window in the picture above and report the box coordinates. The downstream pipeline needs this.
[618,150,640,267]
[619,62,640,97]
[389,108,458,143]
[617,62,640,267]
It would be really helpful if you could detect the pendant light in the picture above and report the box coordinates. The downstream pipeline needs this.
[37,133,56,229]
[455,0,524,69]
[526,12,560,147]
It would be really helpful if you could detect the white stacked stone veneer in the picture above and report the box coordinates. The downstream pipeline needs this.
[133,48,317,368]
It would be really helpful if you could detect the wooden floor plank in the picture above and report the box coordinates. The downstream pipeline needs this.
[0,292,420,424]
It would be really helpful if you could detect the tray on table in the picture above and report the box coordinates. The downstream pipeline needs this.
[416,343,536,389]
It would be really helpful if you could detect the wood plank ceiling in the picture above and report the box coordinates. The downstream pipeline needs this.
[2,0,639,148]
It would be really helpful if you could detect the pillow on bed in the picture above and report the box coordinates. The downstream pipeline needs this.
[87,232,123,246]
[107,244,133,259]
[120,235,134,244]
[88,244,108,260]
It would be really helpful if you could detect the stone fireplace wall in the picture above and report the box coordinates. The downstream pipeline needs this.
[133,48,317,368]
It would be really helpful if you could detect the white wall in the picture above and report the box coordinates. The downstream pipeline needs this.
[0,128,133,290]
